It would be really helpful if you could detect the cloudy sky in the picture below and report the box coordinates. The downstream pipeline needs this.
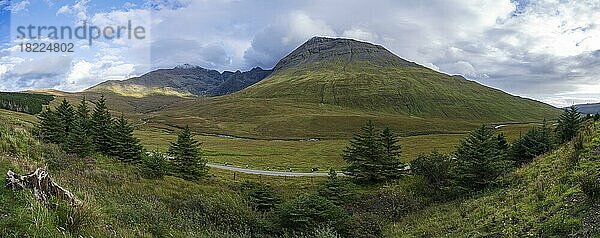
[0,0,599,107]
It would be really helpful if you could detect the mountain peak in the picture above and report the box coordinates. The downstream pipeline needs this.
[273,36,418,72]
[174,64,202,70]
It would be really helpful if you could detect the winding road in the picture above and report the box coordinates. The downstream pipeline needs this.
[206,163,345,177]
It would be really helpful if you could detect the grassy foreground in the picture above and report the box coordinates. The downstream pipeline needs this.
[386,122,600,237]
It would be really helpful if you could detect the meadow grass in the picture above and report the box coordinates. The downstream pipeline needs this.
[135,123,540,172]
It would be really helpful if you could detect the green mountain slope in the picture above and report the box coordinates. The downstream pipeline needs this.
[236,37,558,121]
[238,61,557,121]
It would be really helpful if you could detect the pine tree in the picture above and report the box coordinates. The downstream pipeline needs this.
[496,133,509,153]
[168,126,207,180]
[64,98,93,157]
[111,115,143,163]
[342,121,385,182]
[91,95,113,154]
[556,106,583,143]
[509,121,554,165]
[55,99,75,143]
[452,125,511,191]
[379,127,404,179]
[36,107,61,143]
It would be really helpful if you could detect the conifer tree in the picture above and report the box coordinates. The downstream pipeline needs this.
[111,115,143,163]
[452,125,511,191]
[168,126,207,180]
[37,107,61,143]
[343,121,382,182]
[343,121,386,182]
[91,95,113,154]
[509,121,554,165]
[379,127,404,179]
[556,106,583,143]
[317,169,357,206]
[55,99,75,143]
[65,98,93,157]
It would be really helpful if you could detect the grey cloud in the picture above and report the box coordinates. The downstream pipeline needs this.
[151,38,231,70]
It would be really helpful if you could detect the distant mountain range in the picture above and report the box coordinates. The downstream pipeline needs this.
[571,103,600,114]
[87,64,271,97]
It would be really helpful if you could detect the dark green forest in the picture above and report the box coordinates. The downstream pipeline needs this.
[0,92,54,114]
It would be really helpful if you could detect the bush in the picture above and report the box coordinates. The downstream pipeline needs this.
[139,152,168,179]
[317,170,358,206]
[240,181,281,212]
[350,187,426,221]
[509,125,554,165]
[278,194,349,236]
[411,151,451,188]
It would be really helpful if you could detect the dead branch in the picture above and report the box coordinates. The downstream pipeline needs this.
[5,169,81,206]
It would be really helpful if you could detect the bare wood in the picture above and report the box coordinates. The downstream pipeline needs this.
[5,169,81,206]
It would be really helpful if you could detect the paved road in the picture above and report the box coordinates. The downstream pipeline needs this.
[206,163,345,177]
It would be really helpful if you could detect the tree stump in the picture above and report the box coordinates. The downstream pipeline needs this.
[5,169,81,206]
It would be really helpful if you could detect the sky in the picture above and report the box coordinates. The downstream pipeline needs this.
[0,0,599,107]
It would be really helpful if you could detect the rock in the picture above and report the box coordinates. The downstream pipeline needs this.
[5,169,81,206]
[272,36,419,72]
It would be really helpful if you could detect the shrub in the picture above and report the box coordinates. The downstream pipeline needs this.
[317,170,358,206]
[509,124,554,165]
[278,194,349,235]
[411,151,451,188]
[350,187,426,221]
[139,152,168,179]
[240,181,281,212]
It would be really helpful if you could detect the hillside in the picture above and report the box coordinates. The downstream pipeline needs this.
[387,122,600,237]
[87,65,271,97]
[148,37,560,138]
[237,37,558,120]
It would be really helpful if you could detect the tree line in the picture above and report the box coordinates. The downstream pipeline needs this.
[0,92,54,115]
[36,95,207,180]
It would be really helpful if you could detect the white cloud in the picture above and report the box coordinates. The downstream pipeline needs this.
[10,0,30,13]
[56,0,89,22]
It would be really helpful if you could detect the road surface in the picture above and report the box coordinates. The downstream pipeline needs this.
[206,163,345,177]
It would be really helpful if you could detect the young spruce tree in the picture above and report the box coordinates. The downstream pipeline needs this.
[111,115,143,163]
[65,98,93,157]
[55,99,75,144]
[37,107,61,143]
[452,125,511,191]
[343,121,403,182]
[168,126,207,180]
[91,95,114,154]
[556,106,583,143]
[379,127,404,179]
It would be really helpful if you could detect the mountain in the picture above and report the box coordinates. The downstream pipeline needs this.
[236,37,558,121]
[571,103,600,114]
[147,37,561,138]
[87,65,271,97]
